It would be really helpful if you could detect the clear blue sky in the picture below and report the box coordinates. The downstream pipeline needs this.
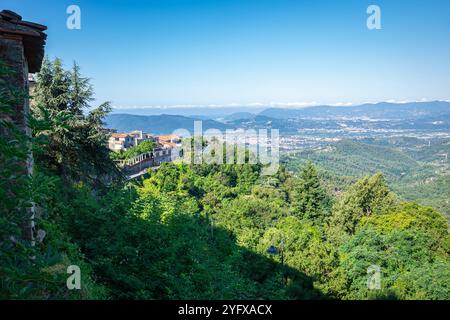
[2,0,450,108]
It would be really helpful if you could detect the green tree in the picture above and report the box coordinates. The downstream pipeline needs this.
[259,216,338,294]
[32,58,120,186]
[68,62,93,113]
[0,60,106,299]
[328,173,396,241]
[331,203,449,300]
[291,161,331,225]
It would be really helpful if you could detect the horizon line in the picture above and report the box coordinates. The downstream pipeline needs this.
[111,99,450,110]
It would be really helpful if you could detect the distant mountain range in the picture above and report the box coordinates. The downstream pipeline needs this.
[105,101,450,134]
[111,101,450,121]
[258,101,450,120]
[104,114,231,134]
[110,106,266,118]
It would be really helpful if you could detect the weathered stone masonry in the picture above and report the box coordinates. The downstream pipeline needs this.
[0,10,47,240]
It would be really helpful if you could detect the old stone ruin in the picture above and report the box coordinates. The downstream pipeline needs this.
[0,10,47,241]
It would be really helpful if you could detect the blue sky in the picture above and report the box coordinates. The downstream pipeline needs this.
[2,0,450,108]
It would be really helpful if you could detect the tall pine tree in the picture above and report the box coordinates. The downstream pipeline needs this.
[292,161,331,225]
[32,58,120,186]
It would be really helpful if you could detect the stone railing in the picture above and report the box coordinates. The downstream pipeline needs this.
[116,148,176,177]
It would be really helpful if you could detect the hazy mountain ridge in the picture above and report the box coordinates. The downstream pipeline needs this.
[259,101,450,120]
[106,101,450,134]
[110,101,450,124]
[105,113,231,134]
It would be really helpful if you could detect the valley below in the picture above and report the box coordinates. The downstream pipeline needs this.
[107,101,450,218]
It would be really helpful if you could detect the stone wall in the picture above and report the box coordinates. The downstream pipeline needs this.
[122,149,176,177]
[0,10,47,241]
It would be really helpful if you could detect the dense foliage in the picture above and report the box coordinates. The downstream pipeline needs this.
[1,59,449,300]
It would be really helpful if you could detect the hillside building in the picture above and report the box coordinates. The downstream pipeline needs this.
[108,131,181,152]
[108,133,135,151]
[157,135,181,149]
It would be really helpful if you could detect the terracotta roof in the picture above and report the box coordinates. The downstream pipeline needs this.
[157,135,179,142]
[0,10,47,73]
[111,133,131,138]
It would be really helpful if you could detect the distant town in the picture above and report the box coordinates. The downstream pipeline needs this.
[107,130,181,152]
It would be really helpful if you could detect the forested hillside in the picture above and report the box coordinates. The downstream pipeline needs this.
[283,140,450,217]
[105,113,231,134]
[1,59,449,300]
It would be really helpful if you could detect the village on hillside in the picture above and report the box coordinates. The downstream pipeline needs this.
[106,131,182,178]
[107,130,181,152]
